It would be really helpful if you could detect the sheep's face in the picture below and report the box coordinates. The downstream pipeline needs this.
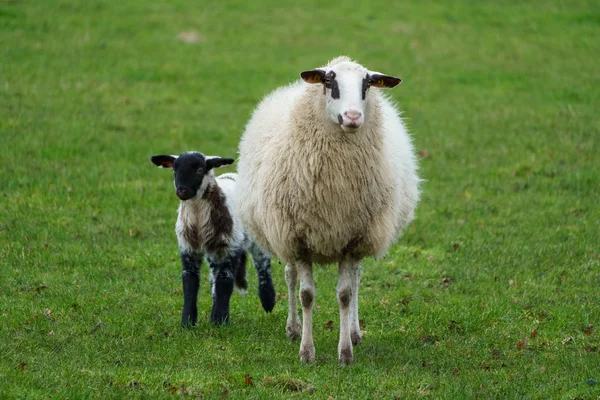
[151,152,234,200]
[301,61,401,133]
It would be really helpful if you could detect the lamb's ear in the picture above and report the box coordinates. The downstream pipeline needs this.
[369,73,402,88]
[300,69,326,84]
[206,157,235,170]
[151,155,177,169]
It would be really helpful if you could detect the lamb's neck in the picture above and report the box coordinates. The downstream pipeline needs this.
[180,177,219,218]
[178,177,234,255]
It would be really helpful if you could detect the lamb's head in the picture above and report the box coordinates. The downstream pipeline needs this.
[301,59,401,133]
[151,152,234,200]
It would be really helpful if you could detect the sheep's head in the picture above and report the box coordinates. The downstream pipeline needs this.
[301,60,401,133]
[150,152,234,200]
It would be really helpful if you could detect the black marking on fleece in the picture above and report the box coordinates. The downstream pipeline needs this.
[362,74,370,100]
[202,183,234,254]
[326,71,340,99]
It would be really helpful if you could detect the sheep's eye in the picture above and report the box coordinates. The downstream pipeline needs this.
[323,78,331,88]
[197,168,204,174]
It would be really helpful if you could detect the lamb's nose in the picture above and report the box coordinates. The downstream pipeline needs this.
[344,110,362,122]
[176,188,189,198]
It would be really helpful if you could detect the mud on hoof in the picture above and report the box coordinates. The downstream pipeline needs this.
[299,346,316,363]
[351,330,362,346]
[286,318,301,341]
[338,346,355,366]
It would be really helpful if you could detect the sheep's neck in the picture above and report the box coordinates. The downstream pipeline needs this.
[293,85,382,142]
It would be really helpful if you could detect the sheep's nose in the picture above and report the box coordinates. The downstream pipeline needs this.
[344,110,362,122]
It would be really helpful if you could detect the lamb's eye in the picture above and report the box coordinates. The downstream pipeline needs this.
[323,78,331,88]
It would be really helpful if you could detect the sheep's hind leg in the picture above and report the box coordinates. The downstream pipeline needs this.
[180,251,202,328]
[285,264,301,340]
[208,256,236,325]
[350,264,362,346]
[248,242,276,312]
[337,260,360,365]
[298,263,316,363]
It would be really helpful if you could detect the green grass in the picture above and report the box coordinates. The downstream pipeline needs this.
[1,0,599,398]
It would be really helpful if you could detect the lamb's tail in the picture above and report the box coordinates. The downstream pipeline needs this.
[234,251,248,291]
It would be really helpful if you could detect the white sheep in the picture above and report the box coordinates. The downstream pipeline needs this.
[151,151,276,326]
[236,56,420,364]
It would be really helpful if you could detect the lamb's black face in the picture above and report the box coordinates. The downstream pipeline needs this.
[150,152,235,201]
[172,153,209,200]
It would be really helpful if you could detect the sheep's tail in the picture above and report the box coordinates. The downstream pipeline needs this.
[235,251,248,291]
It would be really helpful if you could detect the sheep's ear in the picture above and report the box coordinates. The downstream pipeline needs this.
[206,157,235,170]
[369,74,402,88]
[151,155,177,169]
[300,69,326,84]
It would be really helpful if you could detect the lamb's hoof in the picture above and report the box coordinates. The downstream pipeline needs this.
[181,321,196,328]
[299,346,316,363]
[286,318,301,341]
[210,311,230,326]
[338,346,355,366]
[351,331,362,346]
[181,313,197,328]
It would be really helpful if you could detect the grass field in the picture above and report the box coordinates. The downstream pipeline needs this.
[1,0,599,398]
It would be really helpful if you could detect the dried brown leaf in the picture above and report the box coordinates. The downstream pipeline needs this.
[418,149,431,159]
[530,329,538,339]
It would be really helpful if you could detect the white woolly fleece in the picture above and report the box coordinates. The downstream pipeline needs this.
[236,57,420,265]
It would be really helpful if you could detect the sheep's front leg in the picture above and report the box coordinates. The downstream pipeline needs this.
[180,251,202,327]
[337,260,361,365]
[248,243,276,313]
[209,257,235,325]
[298,263,316,363]
[285,264,301,340]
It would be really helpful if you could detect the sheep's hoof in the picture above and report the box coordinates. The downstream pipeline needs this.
[338,346,355,366]
[286,318,301,341]
[299,346,316,363]
[351,331,362,346]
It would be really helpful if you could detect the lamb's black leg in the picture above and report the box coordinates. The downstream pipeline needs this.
[180,251,201,327]
[209,256,236,325]
[249,242,276,312]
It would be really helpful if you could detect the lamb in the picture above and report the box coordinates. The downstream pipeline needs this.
[236,56,420,364]
[151,151,276,326]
